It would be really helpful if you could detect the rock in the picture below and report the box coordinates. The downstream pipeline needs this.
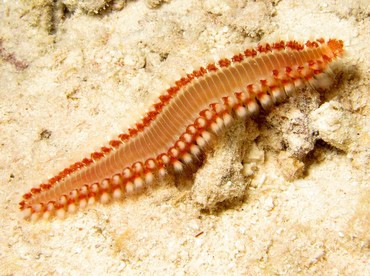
[310,101,366,152]
[191,120,259,211]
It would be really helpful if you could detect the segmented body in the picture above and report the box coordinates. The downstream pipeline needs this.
[20,38,344,220]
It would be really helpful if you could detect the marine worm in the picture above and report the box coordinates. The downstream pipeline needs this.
[20,38,344,220]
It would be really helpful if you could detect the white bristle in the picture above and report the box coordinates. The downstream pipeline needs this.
[225,96,237,108]
[284,82,295,96]
[69,190,79,200]
[204,110,213,120]
[239,91,248,102]
[79,185,88,196]
[201,131,212,143]
[113,188,122,199]
[67,203,76,213]
[123,167,132,179]
[79,198,87,208]
[145,172,154,184]
[183,133,193,143]
[30,212,39,222]
[125,182,134,193]
[59,195,67,206]
[170,147,179,158]
[91,184,99,194]
[146,159,157,169]
[294,78,305,89]
[47,202,55,212]
[88,197,95,205]
[173,160,183,172]
[33,204,42,212]
[161,154,170,164]
[247,100,259,114]
[223,113,233,126]
[190,144,201,156]
[134,177,144,189]
[182,153,193,164]
[133,162,143,173]
[112,174,122,186]
[177,141,186,150]
[213,103,223,114]
[235,106,247,118]
[100,193,110,204]
[196,117,207,128]
[43,211,51,220]
[210,121,221,133]
[101,179,110,190]
[271,87,286,103]
[56,208,66,219]
[158,167,166,177]
[196,136,206,148]
[216,117,224,129]
[187,125,197,134]
[259,94,273,110]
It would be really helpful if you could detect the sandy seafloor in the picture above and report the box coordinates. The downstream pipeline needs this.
[0,0,369,275]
